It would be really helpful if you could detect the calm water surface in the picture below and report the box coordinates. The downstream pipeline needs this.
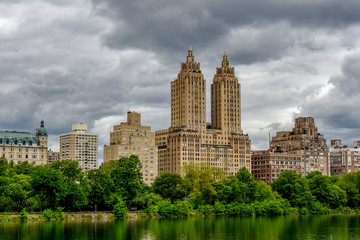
[1,215,360,240]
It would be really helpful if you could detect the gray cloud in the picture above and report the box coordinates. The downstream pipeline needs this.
[298,53,360,144]
[1,0,360,164]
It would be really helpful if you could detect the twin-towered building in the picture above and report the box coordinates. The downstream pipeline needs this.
[155,49,251,176]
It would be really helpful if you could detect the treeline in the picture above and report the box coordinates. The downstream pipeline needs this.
[0,155,360,217]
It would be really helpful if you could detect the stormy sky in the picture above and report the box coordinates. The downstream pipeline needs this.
[1,0,360,163]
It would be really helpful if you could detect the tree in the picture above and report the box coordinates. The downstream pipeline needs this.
[257,180,276,202]
[87,169,115,211]
[305,171,323,179]
[337,172,360,208]
[308,175,346,208]
[0,156,8,176]
[235,167,260,203]
[271,170,314,208]
[4,174,31,211]
[183,164,225,199]
[30,165,66,211]
[50,160,90,210]
[152,173,185,202]
[100,160,118,173]
[51,160,82,181]
[110,155,144,202]
[14,161,35,175]
[132,192,163,210]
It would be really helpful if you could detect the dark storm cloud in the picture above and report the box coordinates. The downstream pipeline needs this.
[299,53,360,144]
[2,0,360,158]
[209,0,360,27]
[91,0,360,65]
[92,0,227,52]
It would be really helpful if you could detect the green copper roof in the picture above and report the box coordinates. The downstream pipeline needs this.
[0,131,38,144]
[37,120,48,137]
[0,131,37,139]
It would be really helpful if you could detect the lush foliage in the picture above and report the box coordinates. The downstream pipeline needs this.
[112,199,128,218]
[1,156,360,218]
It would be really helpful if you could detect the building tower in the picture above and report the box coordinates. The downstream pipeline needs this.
[60,123,98,171]
[211,54,241,135]
[270,117,329,176]
[156,50,251,175]
[171,49,206,132]
[103,111,158,185]
[36,120,48,149]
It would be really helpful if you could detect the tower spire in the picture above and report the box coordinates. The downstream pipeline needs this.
[187,47,194,63]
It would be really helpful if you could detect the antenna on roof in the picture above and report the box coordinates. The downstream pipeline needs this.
[189,45,192,51]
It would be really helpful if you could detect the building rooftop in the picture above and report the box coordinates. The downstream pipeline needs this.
[0,131,38,144]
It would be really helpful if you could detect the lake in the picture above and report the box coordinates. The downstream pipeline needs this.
[1,215,360,240]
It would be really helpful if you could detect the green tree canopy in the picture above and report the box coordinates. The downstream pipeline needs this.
[110,155,144,202]
[87,169,115,211]
[152,173,185,202]
[182,164,225,199]
[50,160,90,211]
[337,172,360,208]
[308,174,346,208]
[30,165,66,211]
[271,170,314,208]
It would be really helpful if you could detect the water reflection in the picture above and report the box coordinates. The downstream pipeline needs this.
[0,215,359,240]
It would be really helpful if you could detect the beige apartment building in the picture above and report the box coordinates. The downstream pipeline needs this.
[155,50,251,176]
[252,150,303,183]
[60,123,98,171]
[270,117,329,176]
[0,120,48,165]
[47,149,60,164]
[330,140,360,177]
[103,111,158,185]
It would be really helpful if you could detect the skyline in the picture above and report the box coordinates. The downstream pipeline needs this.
[1,0,360,163]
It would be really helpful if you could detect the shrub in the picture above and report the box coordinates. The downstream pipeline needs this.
[157,199,174,217]
[309,201,331,214]
[174,200,192,217]
[197,205,212,216]
[333,206,353,214]
[20,209,28,220]
[213,202,226,216]
[42,209,53,220]
[0,215,11,221]
[113,200,128,218]
[227,203,254,216]
[144,205,159,217]
[299,207,310,215]
[53,207,64,220]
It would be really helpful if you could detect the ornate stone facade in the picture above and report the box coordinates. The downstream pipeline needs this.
[0,120,48,165]
[270,117,330,176]
[156,50,251,176]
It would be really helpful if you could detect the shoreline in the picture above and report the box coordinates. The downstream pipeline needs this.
[0,210,358,222]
